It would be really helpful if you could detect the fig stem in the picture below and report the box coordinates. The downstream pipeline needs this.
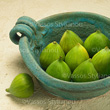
[59,56,63,61]
[66,30,69,33]
[77,43,80,46]
[88,58,92,62]
[6,88,10,92]
[53,41,57,44]
[96,30,101,33]
[105,46,109,50]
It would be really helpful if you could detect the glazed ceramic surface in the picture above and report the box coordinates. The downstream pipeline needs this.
[10,12,110,100]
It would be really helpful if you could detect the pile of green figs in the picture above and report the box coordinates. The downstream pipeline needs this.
[40,30,110,82]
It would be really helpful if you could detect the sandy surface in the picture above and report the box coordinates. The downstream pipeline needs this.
[0,0,110,110]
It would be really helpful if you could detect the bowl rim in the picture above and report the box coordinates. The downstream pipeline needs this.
[38,11,110,27]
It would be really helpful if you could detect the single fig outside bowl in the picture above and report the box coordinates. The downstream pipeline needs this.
[6,73,34,98]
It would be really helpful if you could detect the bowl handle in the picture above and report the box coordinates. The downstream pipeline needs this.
[9,16,37,45]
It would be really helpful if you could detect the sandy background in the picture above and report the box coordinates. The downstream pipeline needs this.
[0,0,110,110]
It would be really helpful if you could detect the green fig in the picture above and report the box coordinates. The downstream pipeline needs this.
[84,30,110,57]
[71,59,99,82]
[65,43,89,71]
[92,47,110,78]
[40,41,65,69]
[59,30,83,54]
[46,57,71,81]
[6,73,34,98]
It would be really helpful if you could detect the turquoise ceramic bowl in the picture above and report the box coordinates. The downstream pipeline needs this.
[9,12,110,100]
